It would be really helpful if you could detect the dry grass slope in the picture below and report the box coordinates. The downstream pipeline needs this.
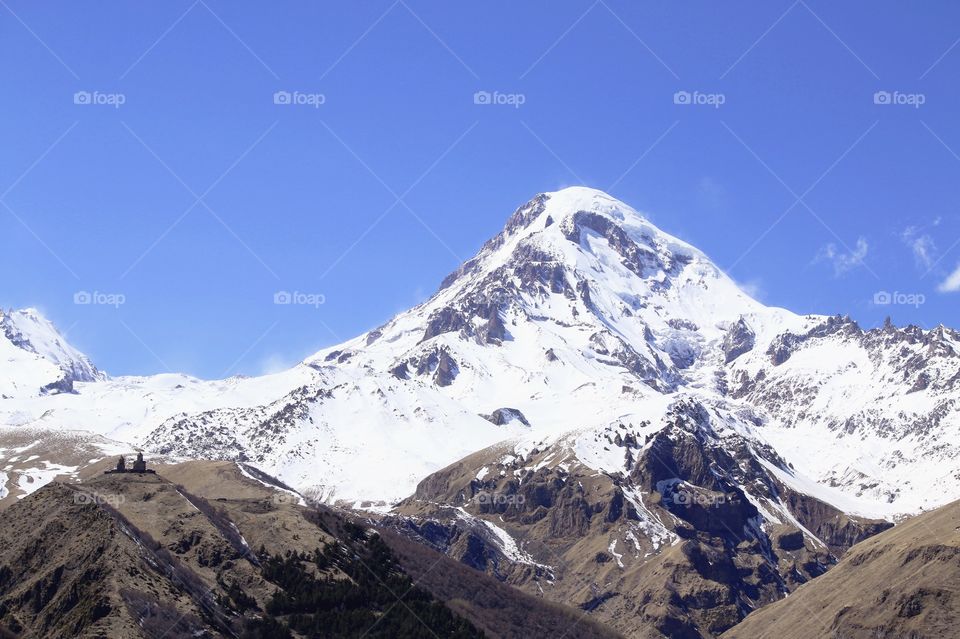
[0,460,623,639]
[723,500,960,639]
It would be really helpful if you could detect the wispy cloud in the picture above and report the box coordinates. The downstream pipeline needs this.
[696,176,725,209]
[816,237,869,276]
[259,353,296,375]
[901,225,937,269]
[734,278,763,301]
[937,264,960,293]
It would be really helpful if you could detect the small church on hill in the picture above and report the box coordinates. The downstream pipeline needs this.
[104,452,156,475]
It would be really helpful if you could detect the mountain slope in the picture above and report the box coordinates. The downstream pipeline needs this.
[0,461,617,639]
[384,395,892,638]
[723,498,960,639]
[726,316,960,515]
[0,308,103,398]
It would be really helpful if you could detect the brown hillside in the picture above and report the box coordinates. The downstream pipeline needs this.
[723,500,960,639]
[0,460,621,639]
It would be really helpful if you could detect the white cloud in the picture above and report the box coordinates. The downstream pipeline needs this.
[734,278,763,301]
[816,237,869,276]
[937,264,960,293]
[901,226,936,269]
[259,353,295,375]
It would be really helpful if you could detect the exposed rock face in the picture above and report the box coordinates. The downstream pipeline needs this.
[422,306,471,342]
[412,347,459,387]
[481,408,530,427]
[560,211,691,280]
[384,347,463,387]
[509,244,575,298]
[479,306,507,345]
[387,397,885,639]
[1,317,28,349]
[438,194,550,291]
[40,376,75,395]
[777,490,892,556]
[433,350,459,387]
[722,318,755,364]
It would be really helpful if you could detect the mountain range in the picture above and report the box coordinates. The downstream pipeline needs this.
[3,186,960,637]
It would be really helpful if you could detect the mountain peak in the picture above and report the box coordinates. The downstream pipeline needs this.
[431,188,760,334]
[542,186,646,222]
[496,187,649,242]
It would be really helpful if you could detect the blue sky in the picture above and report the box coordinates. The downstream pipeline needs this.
[3,1,960,378]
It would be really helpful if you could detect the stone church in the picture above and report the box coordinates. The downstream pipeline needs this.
[105,452,155,474]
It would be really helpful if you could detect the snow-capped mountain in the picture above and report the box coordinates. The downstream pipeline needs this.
[145,186,779,504]
[1,187,959,519]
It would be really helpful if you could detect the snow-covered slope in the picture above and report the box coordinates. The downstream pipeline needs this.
[0,308,104,398]
[727,317,960,515]
[1,188,958,518]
